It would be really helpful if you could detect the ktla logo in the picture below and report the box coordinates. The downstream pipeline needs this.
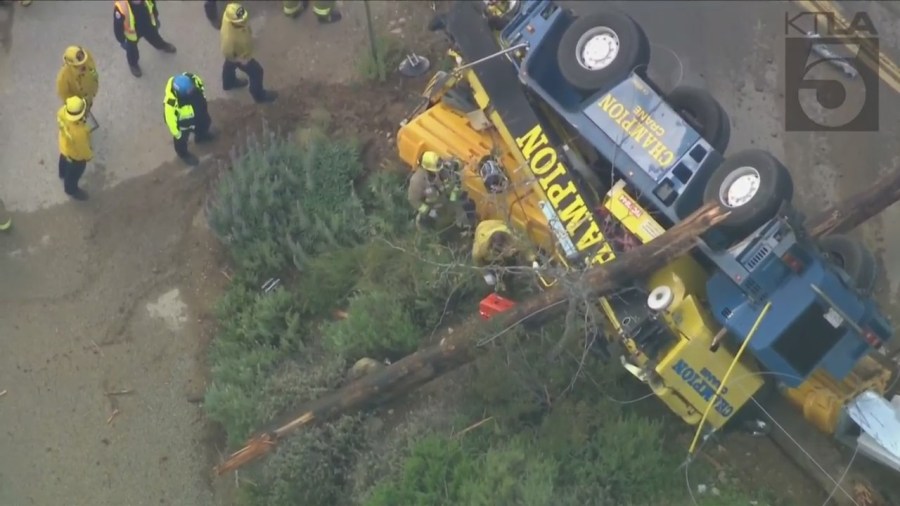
[784,10,879,132]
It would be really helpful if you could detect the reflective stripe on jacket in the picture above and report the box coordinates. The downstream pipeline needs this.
[114,0,157,42]
[57,107,93,162]
[312,1,335,16]
[164,73,205,139]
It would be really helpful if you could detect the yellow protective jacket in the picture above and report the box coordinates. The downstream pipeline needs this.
[220,17,253,61]
[57,107,93,162]
[56,50,99,108]
[164,73,206,139]
[472,219,536,266]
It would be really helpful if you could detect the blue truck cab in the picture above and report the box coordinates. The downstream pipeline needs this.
[492,0,892,387]
[501,3,721,225]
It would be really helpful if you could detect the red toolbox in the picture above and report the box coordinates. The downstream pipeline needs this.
[479,293,516,320]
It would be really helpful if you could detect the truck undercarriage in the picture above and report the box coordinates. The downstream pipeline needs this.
[398,0,900,473]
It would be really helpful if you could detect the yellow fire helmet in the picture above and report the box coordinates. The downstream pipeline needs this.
[64,96,87,122]
[63,45,87,67]
[224,3,249,25]
[420,151,441,172]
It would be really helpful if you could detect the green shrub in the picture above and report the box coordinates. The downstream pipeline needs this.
[294,245,365,318]
[558,410,679,505]
[458,436,558,506]
[359,170,414,238]
[207,130,369,280]
[323,288,420,360]
[258,354,347,423]
[355,236,484,331]
[204,284,304,445]
[365,435,478,506]
[239,416,366,506]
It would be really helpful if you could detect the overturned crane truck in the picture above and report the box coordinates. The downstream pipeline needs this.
[398,0,900,472]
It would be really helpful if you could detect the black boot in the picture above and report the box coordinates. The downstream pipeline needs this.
[223,78,248,91]
[129,64,142,77]
[160,41,177,54]
[179,152,199,166]
[253,90,278,103]
[67,188,89,201]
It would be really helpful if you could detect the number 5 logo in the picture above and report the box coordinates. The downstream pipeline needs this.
[785,35,879,132]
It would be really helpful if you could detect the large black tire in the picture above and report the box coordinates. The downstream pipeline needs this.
[819,235,878,296]
[703,150,793,240]
[557,11,650,94]
[667,86,731,154]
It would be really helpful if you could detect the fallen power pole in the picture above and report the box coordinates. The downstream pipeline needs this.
[216,166,900,486]
[215,203,730,474]
[805,168,900,239]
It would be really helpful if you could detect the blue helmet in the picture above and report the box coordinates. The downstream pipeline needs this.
[172,74,195,96]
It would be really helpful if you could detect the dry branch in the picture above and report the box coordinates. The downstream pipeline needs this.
[215,203,729,475]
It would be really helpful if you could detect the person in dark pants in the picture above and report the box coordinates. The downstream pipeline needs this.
[220,3,277,103]
[113,0,176,78]
[164,73,214,166]
[57,97,93,200]
[204,0,221,29]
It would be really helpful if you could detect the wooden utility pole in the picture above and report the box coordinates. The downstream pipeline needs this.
[215,203,730,474]
[216,166,900,493]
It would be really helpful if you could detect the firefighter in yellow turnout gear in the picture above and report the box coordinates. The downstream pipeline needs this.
[472,219,539,287]
[56,46,99,112]
[221,3,277,103]
[57,97,93,200]
[282,0,341,23]
[407,151,467,230]
[164,73,213,166]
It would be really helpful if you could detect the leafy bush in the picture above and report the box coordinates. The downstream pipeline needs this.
[238,416,366,506]
[294,245,365,318]
[359,170,414,238]
[207,130,369,280]
[258,355,347,423]
[204,284,304,445]
[355,236,484,331]
[457,436,559,506]
[365,435,478,505]
[323,289,420,360]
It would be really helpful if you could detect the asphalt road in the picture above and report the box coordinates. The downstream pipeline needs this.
[0,0,379,213]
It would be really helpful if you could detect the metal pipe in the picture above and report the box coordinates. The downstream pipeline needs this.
[453,43,528,73]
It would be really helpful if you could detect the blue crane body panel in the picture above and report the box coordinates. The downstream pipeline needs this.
[456,0,893,385]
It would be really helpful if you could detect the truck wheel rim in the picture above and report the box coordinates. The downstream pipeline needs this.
[719,166,761,208]
[576,27,620,71]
